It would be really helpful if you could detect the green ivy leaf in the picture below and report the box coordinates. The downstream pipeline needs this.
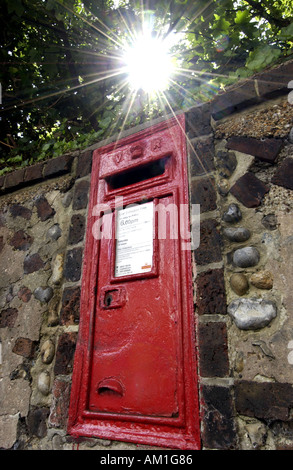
[279,23,293,39]
[246,45,281,71]
[42,143,52,152]
[99,116,112,129]
[234,67,253,79]
[7,155,23,164]
[0,167,12,176]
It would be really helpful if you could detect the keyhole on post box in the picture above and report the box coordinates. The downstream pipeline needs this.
[104,292,113,307]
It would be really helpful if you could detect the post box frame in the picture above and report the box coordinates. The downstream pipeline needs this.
[68,114,201,450]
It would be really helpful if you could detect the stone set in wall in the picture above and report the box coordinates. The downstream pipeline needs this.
[222,197,278,331]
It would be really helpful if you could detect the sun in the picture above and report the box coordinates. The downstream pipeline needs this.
[123,30,176,94]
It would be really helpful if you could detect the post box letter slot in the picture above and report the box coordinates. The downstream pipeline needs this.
[107,157,168,190]
[97,378,124,397]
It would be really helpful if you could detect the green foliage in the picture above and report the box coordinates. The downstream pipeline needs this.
[0,0,292,174]
[246,45,282,71]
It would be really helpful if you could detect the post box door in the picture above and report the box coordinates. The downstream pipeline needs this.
[88,195,182,417]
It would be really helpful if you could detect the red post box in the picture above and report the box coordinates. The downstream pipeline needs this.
[68,115,201,450]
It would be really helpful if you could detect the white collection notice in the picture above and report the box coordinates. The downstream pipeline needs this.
[115,201,154,277]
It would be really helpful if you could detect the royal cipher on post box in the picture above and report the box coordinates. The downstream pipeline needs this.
[68,115,201,450]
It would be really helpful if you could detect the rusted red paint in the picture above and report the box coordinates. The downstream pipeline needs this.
[68,115,201,450]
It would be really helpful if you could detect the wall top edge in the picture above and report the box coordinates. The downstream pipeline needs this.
[1,58,292,197]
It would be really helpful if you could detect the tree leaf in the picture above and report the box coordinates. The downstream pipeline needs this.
[246,45,281,71]
[279,23,293,39]
[0,167,11,176]
[7,155,23,164]
[235,10,250,25]
[99,116,112,129]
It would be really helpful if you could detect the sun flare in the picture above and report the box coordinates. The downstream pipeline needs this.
[123,31,176,93]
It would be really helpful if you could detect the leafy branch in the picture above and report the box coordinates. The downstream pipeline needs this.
[0,0,292,174]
